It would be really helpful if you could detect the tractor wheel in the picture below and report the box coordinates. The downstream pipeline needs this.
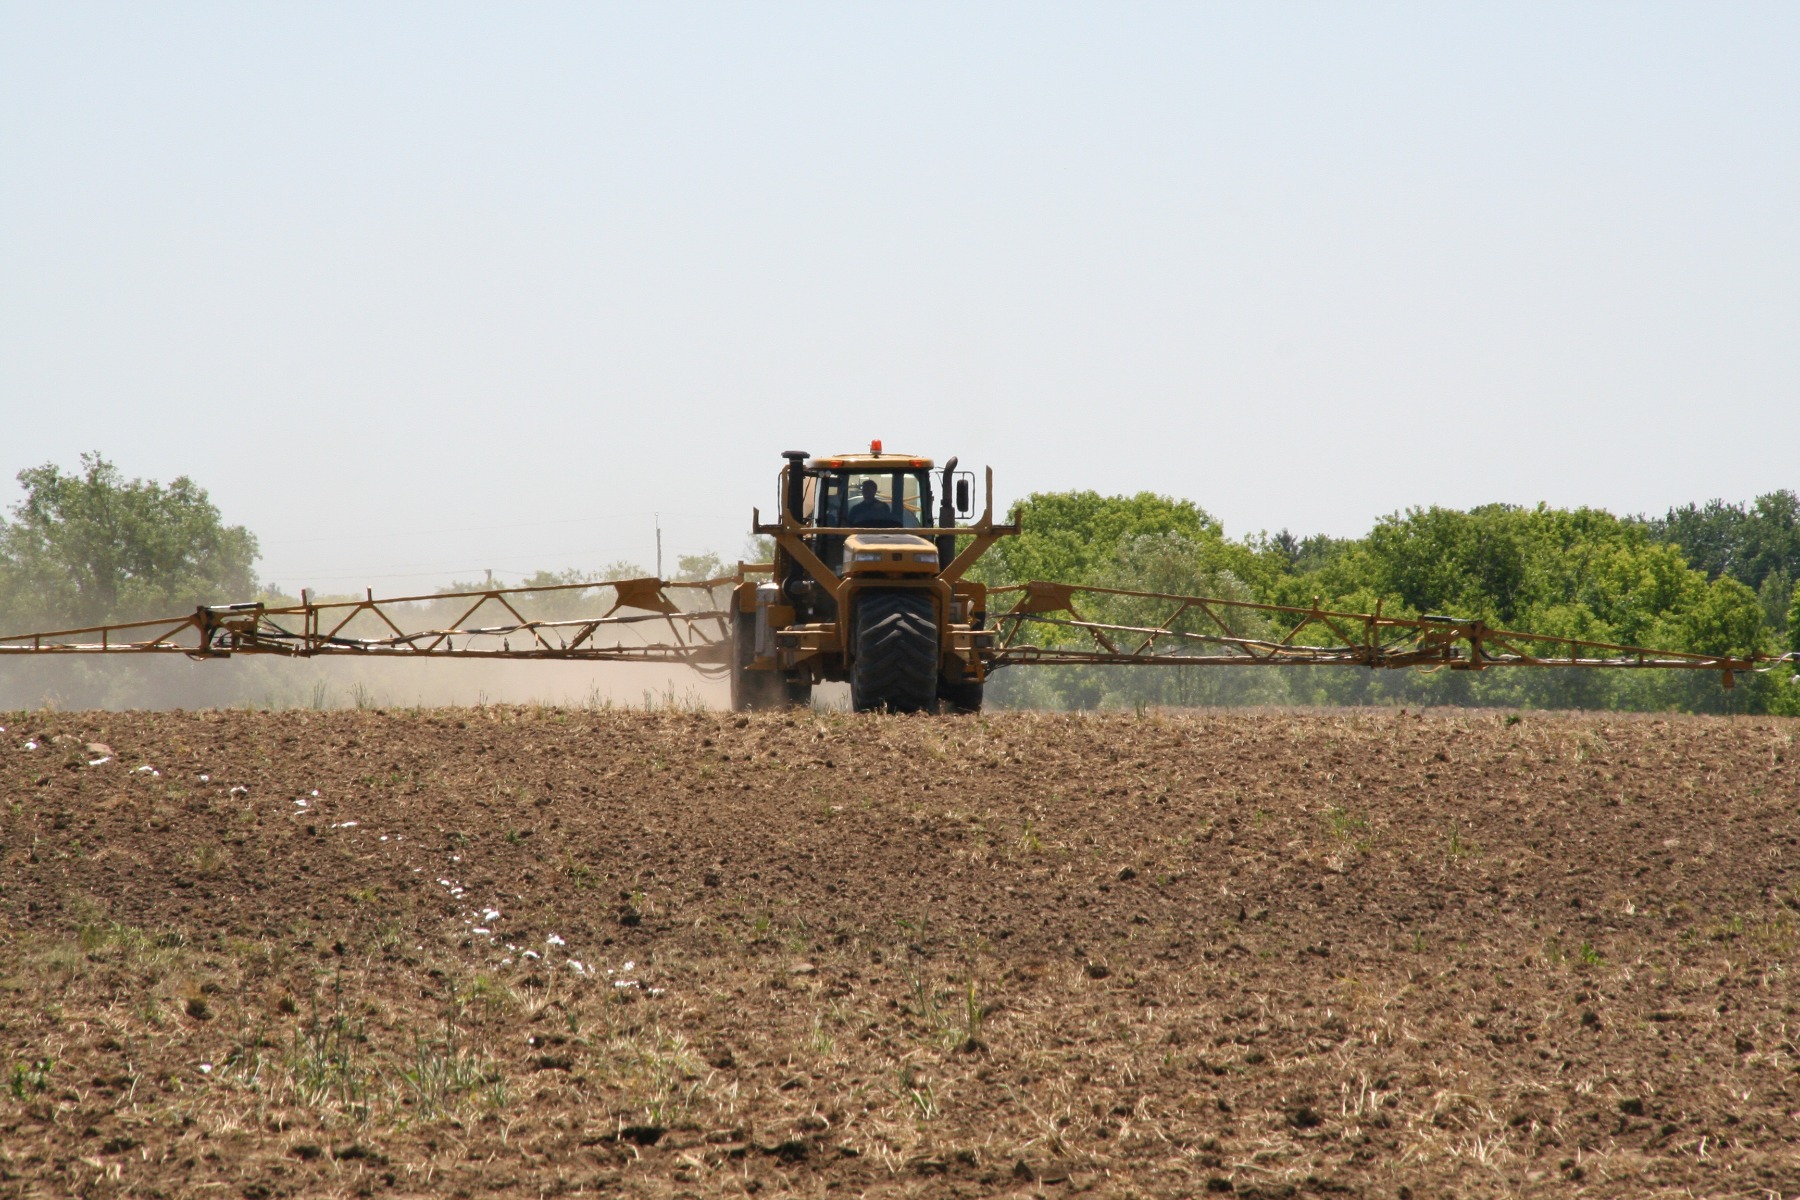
[730,610,783,711]
[851,591,939,713]
[940,676,984,714]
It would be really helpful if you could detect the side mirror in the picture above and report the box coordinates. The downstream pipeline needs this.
[954,476,972,516]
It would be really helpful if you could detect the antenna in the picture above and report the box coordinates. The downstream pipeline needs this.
[655,513,663,579]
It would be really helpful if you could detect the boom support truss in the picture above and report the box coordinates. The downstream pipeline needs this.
[989,582,1792,686]
[0,577,739,675]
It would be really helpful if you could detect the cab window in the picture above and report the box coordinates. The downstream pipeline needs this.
[816,470,932,528]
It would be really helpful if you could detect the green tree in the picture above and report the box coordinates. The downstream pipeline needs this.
[1251,528,1353,577]
[673,551,729,582]
[1757,569,1793,636]
[0,453,258,630]
[1781,581,1800,716]
[1675,575,1769,658]
[980,491,1267,588]
[1364,505,1530,622]
[1791,581,1800,659]
[1645,490,1800,591]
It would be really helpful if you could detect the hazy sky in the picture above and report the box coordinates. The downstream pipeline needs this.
[3,3,1796,594]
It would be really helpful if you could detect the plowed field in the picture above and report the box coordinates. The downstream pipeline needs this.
[3,707,1798,1199]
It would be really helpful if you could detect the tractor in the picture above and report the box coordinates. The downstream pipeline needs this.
[731,443,1018,713]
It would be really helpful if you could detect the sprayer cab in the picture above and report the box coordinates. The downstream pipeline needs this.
[735,443,1018,713]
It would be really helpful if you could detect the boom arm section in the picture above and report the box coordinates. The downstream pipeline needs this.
[0,576,744,674]
[990,582,1795,687]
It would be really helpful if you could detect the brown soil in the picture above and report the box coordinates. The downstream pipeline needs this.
[2,706,1798,1199]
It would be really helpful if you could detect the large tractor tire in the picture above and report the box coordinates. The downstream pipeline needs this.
[851,590,940,713]
[730,610,785,711]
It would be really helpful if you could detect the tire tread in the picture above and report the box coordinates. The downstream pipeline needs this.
[852,591,939,712]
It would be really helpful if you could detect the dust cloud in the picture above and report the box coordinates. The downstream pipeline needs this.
[0,656,727,713]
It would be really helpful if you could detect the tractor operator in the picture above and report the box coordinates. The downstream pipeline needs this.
[848,479,893,525]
